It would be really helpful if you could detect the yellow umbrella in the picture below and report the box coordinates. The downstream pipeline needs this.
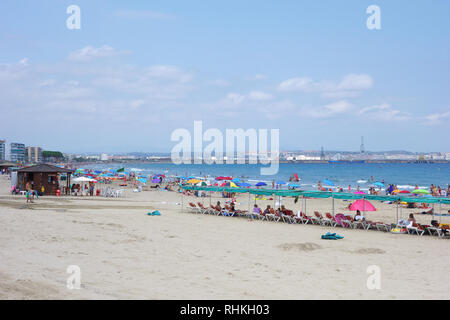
[187,179,202,184]
[229,181,238,188]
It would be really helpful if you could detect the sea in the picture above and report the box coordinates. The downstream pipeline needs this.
[82,162,450,192]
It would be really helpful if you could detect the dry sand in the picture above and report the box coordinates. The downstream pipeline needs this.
[0,174,449,299]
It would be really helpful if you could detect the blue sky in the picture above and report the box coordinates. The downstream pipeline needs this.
[0,0,449,153]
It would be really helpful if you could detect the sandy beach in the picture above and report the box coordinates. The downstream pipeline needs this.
[0,173,449,300]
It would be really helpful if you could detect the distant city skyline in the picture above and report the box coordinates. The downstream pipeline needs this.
[1,1,449,152]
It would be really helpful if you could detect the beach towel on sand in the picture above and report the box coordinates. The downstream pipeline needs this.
[147,210,161,216]
[321,232,344,240]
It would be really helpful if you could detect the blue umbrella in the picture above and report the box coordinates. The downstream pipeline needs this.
[255,182,267,187]
[373,182,384,187]
[323,179,335,186]
[276,180,286,185]
[138,178,147,184]
[232,178,241,183]
[289,183,300,188]
[240,182,251,187]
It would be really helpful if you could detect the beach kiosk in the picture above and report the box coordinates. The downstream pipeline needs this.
[17,164,73,195]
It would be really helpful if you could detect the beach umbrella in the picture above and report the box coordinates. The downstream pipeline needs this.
[373,182,384,188]
[412,189,430,195]
[72,176,96,182]
[232,178,241,183]
[289,183,300,188]
[323,179,335,186]
[151,178,160,183]
[240,182,251,187]
[276,180,286,185]
[138,178,147,184]
[353,191,366,195]
[255,182,267,187]
[215,176,232,181]
[187,179,202,184]
[393,189,410,194]
[349,199,376,212]
[197,181,208,186]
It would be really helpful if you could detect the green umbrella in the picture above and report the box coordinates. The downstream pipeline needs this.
[412,189,430,195]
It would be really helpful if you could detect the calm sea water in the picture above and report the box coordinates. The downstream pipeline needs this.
[83,162,450,191]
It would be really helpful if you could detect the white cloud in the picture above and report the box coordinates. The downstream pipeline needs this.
[278,74,373,98]
[224,90,273,105]
[303,100,353,118]
[248,91,273,101]
[423,109,450,125]
[358,103,411,121]
[68,45,120,62]
[19,58,29,66]
[278,77,315,92]
[337,74,373,91]
[145,65,193,83]
[226,93,245,104]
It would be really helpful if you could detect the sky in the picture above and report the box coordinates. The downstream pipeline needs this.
[0,0,449,153]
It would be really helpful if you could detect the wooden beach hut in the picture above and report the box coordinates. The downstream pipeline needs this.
[17,164,73,195]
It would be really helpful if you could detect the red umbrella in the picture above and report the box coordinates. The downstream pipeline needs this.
[216,176,232,181]
[349,199,376,211]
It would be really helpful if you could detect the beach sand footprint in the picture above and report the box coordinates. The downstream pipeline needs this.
[278,243,322,252]
[355,248,385,255]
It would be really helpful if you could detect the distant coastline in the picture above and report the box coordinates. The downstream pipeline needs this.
[67,159,450,165]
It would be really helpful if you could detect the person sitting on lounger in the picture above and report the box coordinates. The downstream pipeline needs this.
[354,210,365,221]
[263,205,271,215]
[253,204,262,215]
[408,213,416,227]
[215,201,222,212]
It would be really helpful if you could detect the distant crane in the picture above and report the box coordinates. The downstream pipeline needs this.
[360,136,365,156]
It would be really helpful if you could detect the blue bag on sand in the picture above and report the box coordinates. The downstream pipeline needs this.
[147,210,161,216]
[321,232,344,240]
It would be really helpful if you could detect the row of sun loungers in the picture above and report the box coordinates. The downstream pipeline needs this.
[185,202,449,238]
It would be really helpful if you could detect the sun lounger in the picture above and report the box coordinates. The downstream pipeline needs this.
[352,218,365,230]
[375,222,391,232]
[325,213,338,227]
[362,220,377,230]
[187,202,200,213]
[407,223,427,236]
[311,211,323,225]
[297,212,313,224]
[265,208,277,222]
[281,214,293,224]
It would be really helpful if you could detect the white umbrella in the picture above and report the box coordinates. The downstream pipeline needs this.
[72,176,97,182]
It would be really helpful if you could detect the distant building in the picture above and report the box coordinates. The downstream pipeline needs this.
[6,142,26,163]
[0,139,5,161]
[100,153,109,161]
[26,146,43,163]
